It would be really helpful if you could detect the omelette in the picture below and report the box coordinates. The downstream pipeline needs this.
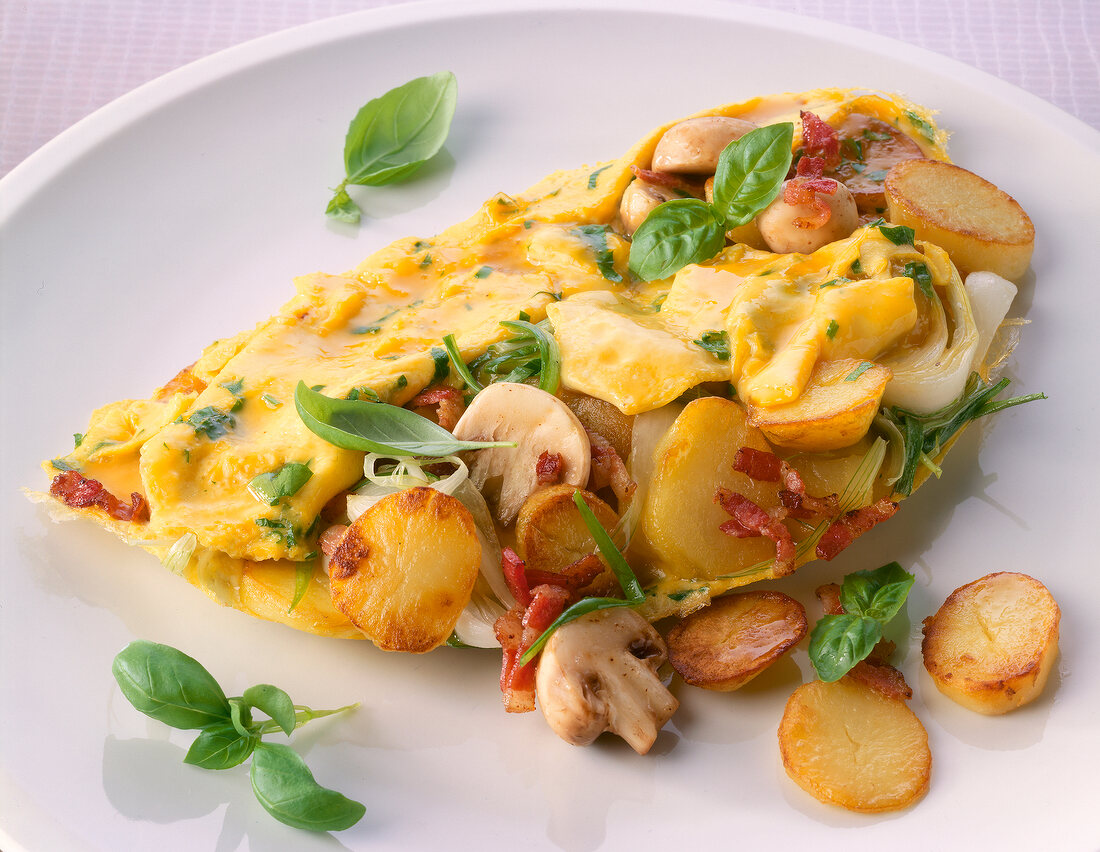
[38,87,1033,653]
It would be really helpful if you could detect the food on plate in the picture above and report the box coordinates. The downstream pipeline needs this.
[885,158,1035,281]
[38,87,1045,764]
[921,572,1060,715]
[535,607,678,754]
[778,672,931,813]
[666,590,807,690]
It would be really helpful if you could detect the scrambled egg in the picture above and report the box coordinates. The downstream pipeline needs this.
[42,88,949,635]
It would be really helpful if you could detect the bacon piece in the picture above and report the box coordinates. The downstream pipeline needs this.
[49,470,149,522]
[783,159,840,230]
[501,546,531,608]
[318,524,349,558]
[816,497,900,561]
[848,659,913,700]
[630,165,700,193]
[495,584,570,713]
[800,111,840,169]
[535,451,564,485]
[815,582,844,616]
[410,386,465,431]
[715,488,796,575]
[733,447,839,519]
[733,447,783,482]
[587,430,637,504]
[525,553,604,594]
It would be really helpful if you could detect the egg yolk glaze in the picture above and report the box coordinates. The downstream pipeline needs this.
[40,88,960,637]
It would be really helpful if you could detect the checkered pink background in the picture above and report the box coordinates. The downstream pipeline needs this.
[2,0,1097,177]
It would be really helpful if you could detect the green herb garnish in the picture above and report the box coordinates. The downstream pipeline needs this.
[248,462,313,506]
[845,362,873,382]
[574,224,623,282]
[826,319,839,340]
[112,641,363,832]
[904,110,937,143]
[809,562,915,681]
[693,329,731,361]
[903,260,936,300]
[587,164,612,189]
[326,71,457,224]
[878,223,916,246]
[184,406,235,440]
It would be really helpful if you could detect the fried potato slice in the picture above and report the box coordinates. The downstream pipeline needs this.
[885,159,1035,281]
[747,358,890,452]
[640,397,782,581]
[667,590,807,690]
[558,390,634,460]
[921,572,1060,715]
[328,487,481,653]
[778,677,931,813]
[515,485,618,595]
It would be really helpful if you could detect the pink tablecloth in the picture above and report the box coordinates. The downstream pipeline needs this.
[2,0,1097,177]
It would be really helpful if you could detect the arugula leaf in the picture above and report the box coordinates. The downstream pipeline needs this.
[327,71,457,223]
[693,330,731,361]
[112,641,231,730]
[628,198,727,281]
[251,743,366,832]
[573,224,623,282]
[248,462,313,505]
[711,122,795,227]
[294,381,514,456]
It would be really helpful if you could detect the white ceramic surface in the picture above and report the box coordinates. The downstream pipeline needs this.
[2,2,1099,850]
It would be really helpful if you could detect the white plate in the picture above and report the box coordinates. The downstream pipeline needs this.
[3,1,1099,850]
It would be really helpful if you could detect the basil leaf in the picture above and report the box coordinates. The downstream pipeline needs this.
[693,330,730,361]
[343,71,456,188]
[808,614,883,682]
[294,381,514,456]
[711,122,794,227]
[250,742,366,832]
[184,723,258,770]
[325,188,360,224]
[248,462,313,506]
[289,562,313,613]
[242,684,298,736]
[878,223,916,246]
[229,697,255,738]
[628,198,727,281]
[112,641,231,730]
[573,224,623,283]
[841,561,915,623]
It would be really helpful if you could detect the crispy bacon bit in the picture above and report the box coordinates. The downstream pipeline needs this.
[525,553,604,594]
[715,487,796,575]
[815,582,845,616]
[783,158,840,229]
[535,451,564,485]
[410,386,466,432]
[800,111,840,169]
[733,447,839,519]
[629,164,699,193]
[587,430,637,504]
[49,470,149,522]
[733,447,783,482]
[318,524,349,558]
[155,363,207,401]
[816,497,900,561]
[501,547,532,608]
[848,659,913,701]
[495,583,571,713]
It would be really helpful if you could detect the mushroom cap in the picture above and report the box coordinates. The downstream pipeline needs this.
[451,382,590,525]
[535,607,678,754]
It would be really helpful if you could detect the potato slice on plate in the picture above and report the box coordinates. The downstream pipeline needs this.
[885,159,1035,281]
[922,572,1060,715]
[328,487,481,653]
[667,590,807,690]
[779,676,931,813]
[747,358,891,452]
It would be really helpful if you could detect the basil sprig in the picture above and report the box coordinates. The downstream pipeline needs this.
[628,122,794,281]
[326,71,457,224]
[294,381,515,456]
[112,641,363,832]
[808,562,915,682]
[519,492,645,664]
[880,372,1046,496]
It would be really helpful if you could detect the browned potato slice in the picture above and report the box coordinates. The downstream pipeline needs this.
[667,590,807,690]
[778,677,931,813]
[885,159,1035,281]
[747,359,891,452]
[515,485,618,595]
[328,487,481,653]
[558,389,633,460]
[239,561,362,640]
[640,397,783,581]
[829,114,925,214]
[922,572,1060,715]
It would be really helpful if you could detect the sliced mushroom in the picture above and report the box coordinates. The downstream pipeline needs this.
[651,116,758,174]
[451,382,590,525]
[535,608,678,754]
[619,179,683,236]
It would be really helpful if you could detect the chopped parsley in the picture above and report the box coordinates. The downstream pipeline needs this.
[693,330,731,361]
[183,406,235,440]
[474,265,493,279]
